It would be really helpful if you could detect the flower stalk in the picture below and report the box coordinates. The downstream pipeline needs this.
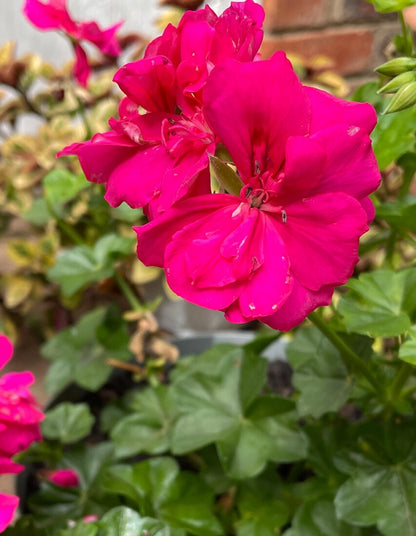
[309,311,383,394]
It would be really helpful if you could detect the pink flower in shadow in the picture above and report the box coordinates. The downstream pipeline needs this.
[135,54,381,331]
[0,335,44,533]
[47,468,80,487]
[23,0,122,86]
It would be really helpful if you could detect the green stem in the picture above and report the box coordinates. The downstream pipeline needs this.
[56,219,85,246]
[385,230,397,268]
[399,10,414,55]
[75,95,92,140]
[16,84,45,118]
[309,311,383,393]
[113,270,142,311]
[390,362,414,400]
[45,198,85,246]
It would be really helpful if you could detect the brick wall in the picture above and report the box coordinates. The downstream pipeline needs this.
[260,0,399,86]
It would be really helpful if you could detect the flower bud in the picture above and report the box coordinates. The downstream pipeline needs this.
[384,81,416,113]
[376,57,416,76]
[378,71,416,94]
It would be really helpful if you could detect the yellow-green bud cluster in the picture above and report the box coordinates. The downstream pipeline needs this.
[377,57,416,113]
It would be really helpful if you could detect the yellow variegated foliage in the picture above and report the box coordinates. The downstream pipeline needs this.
[130,259,161,285]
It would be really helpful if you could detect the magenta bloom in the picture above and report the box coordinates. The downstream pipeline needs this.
[135,54,381,331]
[47,468,80,487]
[0,335,44,532]
[23,0,122,87]
[58,0,264,218]
[0,494,19,533]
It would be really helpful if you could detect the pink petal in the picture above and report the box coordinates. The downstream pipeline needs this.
[164,206,246,310]
[0,336,13,370]
[0,398,44,425]
[144,23,181,65]
[0,423,41,456]
[0,371,35,391]
[211,0,264,62]
[224,213,293,319]
[308,124,381,201]
[104,144,174,209]
[23,0,76,33]
[220,204,264,280]
[136,194,237,267]
[48,468,79,487]
[0,493,19,532]
[176,20,215,99]
[114,57,176,113]
[306,86,377,134]
[277,136,327,204]
[73,43,90,87]
[58,131,138,185]
[83,515,99,523]
[156,147,211,214]
[0,457,24,475]
[109,113,171,144]
[78,21,122,56]
[263,281,334,332]
[276,192,368,292]
[359,196,376,223]
[203,53,310,181]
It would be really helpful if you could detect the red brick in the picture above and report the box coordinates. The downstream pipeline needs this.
[263,0,333,32]
[260,27,375,76]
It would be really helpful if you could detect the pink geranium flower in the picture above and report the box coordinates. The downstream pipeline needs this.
[135,54,381,331]
[58,0,264,218]
[0,494,19,533]
[47,468,80,487]
[23,0,122,87]
[0,335,44,532]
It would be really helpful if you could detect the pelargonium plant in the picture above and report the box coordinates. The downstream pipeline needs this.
[4,0,416,535]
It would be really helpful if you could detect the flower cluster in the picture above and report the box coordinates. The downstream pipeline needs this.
[23,0,122,86]
[0,335,44,532]
[60,0,381,331]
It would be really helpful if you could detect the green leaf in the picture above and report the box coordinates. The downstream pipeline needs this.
[285,498,363,536]
[334,419,416,536]
[371,106,416,169]
[338,268,416,337]
[170,347,307,479]
[235,478,289,536]
[365,0,416,12]
[59,523,98,536]
[286,327,355,418]
[42,402,94,444]
[98,507,171,536]
[335,462,416,536]
[42,307,131,394]
[111,202,143,223]
[110,385,175,458]
[351,81,385,112]
[43,169,88,206]
[24,199,51,226]
[209,155,243,196]
[376,195,416,231]
[399,326,416,364]
[103,458,222,536]
[63,442,115,488]
[48,234,134,296]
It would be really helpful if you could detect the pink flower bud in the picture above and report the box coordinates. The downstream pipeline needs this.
[48,469,80,487]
